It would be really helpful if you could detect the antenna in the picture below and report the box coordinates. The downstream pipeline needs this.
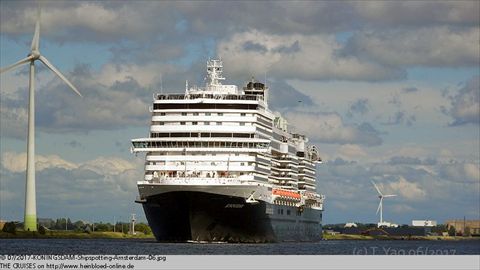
[160,75,163,94]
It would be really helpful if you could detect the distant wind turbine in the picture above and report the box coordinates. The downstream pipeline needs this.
[0,9,82,231]
[371,180,397,225]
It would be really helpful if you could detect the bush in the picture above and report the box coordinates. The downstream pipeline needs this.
[2,222,17,234]
[38,225,46,235]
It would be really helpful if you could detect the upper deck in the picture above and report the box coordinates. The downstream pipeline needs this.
[154,93,263,104]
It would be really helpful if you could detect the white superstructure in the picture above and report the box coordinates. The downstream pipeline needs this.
[132,59,324,209]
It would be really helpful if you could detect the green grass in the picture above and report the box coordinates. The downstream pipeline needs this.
[322,233,477,241]
[0,230,155,239]
[323,234,375,240]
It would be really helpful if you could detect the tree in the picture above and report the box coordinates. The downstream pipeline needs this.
[135,223,152,235]
[54,218,66,230]
[38,225,46,235]
[67,218,73,230]
[73,220,85,232]
[114,223,124,233]
[448,226,456,236]
[2,222,17,234]
[464,226,471,237]
[431,225,447,234]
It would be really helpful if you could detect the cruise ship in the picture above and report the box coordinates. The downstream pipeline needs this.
[131,59,325,242]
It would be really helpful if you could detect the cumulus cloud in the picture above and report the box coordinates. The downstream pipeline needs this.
[218,30,405,81]
[1,152,137,176]
[3,2,477,42]
[317,153,479,223]
[0,61,183,136]
[388,156,437,166]
[343,27,479,68]
[347,98,370,117]
[0,152,143,220]
[81,157,137,176]
[447,76,480,126]
[439,162,480,183]
[2,152,77,172]
[1,0,479,225]
[353,1,479,27]
[0,101,28,138]
[0,2,178,42]
[283,111,383,146]
[386,176,426,201]
[336,144,368,160]
[382,110,416,126]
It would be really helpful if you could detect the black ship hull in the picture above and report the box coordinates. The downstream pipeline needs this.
[141,191,322,243]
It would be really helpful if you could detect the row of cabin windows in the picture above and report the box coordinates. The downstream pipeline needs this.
[153,104,258,110]
[159,122,246,126]
[149,161,252,166]
[132,141,270,149]
[159,112,248,116]
[150,132,254,138]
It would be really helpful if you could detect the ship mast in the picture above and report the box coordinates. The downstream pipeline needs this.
[206,59,225,90]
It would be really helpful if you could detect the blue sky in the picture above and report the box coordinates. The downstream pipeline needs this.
[0,1,479,225]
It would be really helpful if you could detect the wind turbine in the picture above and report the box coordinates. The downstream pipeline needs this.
[371,180,396,225]
[0,10,82,231]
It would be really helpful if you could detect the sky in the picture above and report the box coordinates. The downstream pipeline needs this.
[0,1,479,225]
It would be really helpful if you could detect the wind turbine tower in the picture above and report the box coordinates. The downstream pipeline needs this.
[0,10,82,231]
[371,181,398,228]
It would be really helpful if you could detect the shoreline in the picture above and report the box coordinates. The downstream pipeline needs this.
[322,234,479,241]
[2,231,478,241]
[0,231,154,239]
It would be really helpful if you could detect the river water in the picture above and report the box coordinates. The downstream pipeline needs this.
[1,239,479,255]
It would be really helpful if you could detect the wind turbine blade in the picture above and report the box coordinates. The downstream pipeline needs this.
[0,56,33,74]
[376,198,382,215]
[39,56,82,97]
[371,180,383,196]
[31,19,40,51]
[383,194,397,198]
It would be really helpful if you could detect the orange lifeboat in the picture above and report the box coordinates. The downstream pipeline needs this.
[272,189,301,200]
